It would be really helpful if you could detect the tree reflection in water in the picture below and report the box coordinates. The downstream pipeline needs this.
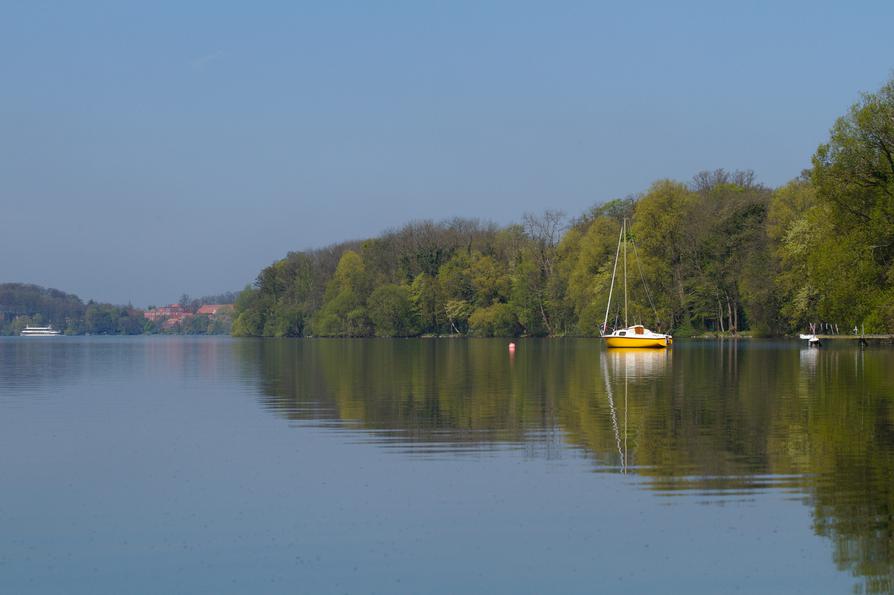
[235,338,894,593]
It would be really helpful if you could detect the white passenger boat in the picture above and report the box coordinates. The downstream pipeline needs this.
[20,325,62,336]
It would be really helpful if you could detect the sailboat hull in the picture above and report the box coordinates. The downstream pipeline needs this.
[605,336,670,349]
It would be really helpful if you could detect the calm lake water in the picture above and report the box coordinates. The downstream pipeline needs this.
[1,337,893,594]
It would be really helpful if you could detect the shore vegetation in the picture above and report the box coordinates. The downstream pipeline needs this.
[234,76,894,338]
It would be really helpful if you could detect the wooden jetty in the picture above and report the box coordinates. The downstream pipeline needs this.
[812,334,894,345]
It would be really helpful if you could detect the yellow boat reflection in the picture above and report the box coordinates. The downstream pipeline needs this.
[604,347,670,379]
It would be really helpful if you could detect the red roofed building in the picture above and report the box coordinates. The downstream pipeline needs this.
[196,304,233,316]
[144,304,190,323]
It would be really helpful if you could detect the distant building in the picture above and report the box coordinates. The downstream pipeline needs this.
[144,303,231,330]
[144,304,190,323]
[196,304,234,317]
[160,317,187,330]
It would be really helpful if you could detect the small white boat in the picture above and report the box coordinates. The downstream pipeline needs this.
[799,333,820,346]
[800,324,820,344]
[20,325,62,337]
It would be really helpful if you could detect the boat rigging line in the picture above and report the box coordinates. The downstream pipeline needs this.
[602,221,624,334]
[631,239,659,328]
[602,218,662,332]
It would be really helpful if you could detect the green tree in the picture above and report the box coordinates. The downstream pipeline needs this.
[560,216,621,334]
[468,302,518,336]
[630,180,696,330]
[410,272,445,334]
[437,252,475,303]
[767,179,821,331]
[507,253,541,335]
[84,304,116,334]
[232,286,264,336]
[312,251,372,336]
[469,253,511,307]
[444,299,473,334]
[368,284,419,337]
[810,76,894,331]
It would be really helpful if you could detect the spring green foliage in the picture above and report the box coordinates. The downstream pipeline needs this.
[235,76,894,337]
[808,78,894,331]
[367,284,418,337]
[468,303,518,336]
[311,251,373,337]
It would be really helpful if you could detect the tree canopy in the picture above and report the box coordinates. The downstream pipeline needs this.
[234,76,894,337]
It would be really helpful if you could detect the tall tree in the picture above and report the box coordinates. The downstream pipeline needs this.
[810,76,894,330]
[312,251,372,336]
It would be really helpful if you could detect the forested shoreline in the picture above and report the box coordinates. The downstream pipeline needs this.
[0,284,235,336]
[233,77,894,338]
[5,77,892,339]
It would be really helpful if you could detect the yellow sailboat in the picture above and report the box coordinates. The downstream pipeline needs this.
[605,324,672,348]
[601,219,672,349]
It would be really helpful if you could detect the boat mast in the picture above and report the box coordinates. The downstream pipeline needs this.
[602,221,625,333]
[623,219,628,328]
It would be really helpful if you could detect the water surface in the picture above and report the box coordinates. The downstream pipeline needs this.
[1,337,892,593]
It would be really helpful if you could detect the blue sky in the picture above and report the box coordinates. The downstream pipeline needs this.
[2,1,893,306]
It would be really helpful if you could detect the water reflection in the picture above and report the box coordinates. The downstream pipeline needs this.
[236,339,565,452]
[237,338,894,593]
[4,337,893,592]
[0,338,86,396]
[0,336,240,402]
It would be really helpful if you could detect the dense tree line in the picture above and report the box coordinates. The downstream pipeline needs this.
[146,291,238,312]
[232,76,894,337]
[161,313,232,336]
[0,284,234,335]
[0,283,147,335]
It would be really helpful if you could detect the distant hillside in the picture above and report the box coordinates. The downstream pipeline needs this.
[0,283,235,336]
[0,283,145,335]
